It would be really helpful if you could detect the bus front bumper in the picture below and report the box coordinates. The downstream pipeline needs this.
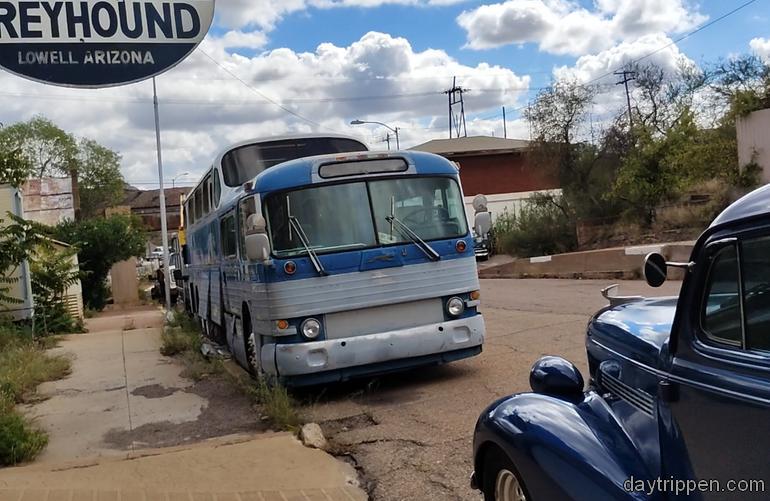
[261,315,485,385]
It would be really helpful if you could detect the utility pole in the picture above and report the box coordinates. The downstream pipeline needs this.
[383,133,391,151]
[615,70,636,128]
[444,77,469,139]
[502,106,507,139]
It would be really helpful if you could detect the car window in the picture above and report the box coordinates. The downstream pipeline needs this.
[702,245,743,347]
[743,236,770,351]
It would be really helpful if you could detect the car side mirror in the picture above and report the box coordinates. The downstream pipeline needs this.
[173,269,182,281]
[644,253,668,288]
[530,356,584,401]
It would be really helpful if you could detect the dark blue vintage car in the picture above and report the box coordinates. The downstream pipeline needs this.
[472,184,770,501]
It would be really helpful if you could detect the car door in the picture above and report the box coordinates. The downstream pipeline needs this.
[665,231,770,500]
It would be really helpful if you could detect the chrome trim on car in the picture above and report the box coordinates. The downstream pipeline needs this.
[599,370,655,417]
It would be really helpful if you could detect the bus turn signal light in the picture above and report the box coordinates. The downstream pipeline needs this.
[456,240,467,253]
[276,320,290,330]
[284,261,297,275]
[470,291,481,301]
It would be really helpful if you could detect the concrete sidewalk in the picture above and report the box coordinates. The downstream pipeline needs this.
[26,307,205,462]
[0,434,365,500]
[3,306,368,500]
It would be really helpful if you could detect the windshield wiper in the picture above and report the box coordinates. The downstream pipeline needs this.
[288,216,328,276]
[386,215,441,262]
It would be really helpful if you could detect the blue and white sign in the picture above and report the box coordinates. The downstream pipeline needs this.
[0,0,215,88]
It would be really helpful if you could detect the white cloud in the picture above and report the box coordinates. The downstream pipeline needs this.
[553,33,693,83]
[0,32,529,187]
[457,0,707,56]
[750,37,770,63]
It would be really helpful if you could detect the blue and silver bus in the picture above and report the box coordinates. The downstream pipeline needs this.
[183,135,485,386]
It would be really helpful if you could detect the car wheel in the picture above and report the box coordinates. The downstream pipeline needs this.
[482,448,529,501]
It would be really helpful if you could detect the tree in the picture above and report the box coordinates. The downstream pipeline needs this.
[0,148,30,189]
[525,80,626,220]
[709,55,770,117]
[52,215,146,310]
[29,246,81,335]
[0,116,78,179]
[77,139,125,219]
[0,215,44,311]
[0,116,126,219]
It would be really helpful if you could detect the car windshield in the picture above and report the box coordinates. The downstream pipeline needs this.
[265,177,468,258]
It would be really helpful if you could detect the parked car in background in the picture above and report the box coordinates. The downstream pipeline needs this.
[471,184,770,501]
[150,246,164,260]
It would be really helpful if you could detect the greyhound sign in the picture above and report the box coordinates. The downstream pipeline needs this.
[0,0,215,87]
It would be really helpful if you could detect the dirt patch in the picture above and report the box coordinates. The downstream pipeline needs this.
[104,376,268,450]
[131,384,179,399]
[321,413,378,440]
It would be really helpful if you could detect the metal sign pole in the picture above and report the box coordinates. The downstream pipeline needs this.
[153,77,173,311]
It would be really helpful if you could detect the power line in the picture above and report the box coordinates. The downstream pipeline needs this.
[197,49,328,131]
[584,0,761,86]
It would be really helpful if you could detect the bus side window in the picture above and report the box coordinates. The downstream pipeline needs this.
[220,213,238,259]
[202,176,211,216]
[213,170,222,208]
[239,197,258,254]
[194,190,203,221]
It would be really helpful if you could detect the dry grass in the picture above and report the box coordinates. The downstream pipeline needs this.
[230,372,302,433]
[0,324,71,465]
[160,311,221,381]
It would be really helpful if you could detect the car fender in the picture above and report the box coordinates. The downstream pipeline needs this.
[474,392,661,501]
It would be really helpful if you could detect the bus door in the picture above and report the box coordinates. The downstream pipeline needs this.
[219,210,241,332]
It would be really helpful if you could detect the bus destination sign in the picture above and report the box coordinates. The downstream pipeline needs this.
[0,0,215,88]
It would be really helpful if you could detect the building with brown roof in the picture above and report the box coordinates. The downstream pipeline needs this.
[411,136,561,220]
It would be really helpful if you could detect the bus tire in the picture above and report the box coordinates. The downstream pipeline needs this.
[242,306,262,378]
[242,308,257,376]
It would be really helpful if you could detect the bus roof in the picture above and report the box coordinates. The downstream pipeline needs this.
[210,133,368,166]
[253,150,461,194]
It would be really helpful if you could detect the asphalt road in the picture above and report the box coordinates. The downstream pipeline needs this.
[303,278,683,501]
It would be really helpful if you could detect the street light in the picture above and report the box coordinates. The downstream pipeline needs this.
[350,120,400,150]
[171,172,190,188]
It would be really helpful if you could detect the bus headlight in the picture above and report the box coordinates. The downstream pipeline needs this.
[447,297,465,317]
[301,318,322,340]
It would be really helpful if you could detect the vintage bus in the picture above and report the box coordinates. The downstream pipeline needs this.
[183,135,485,386]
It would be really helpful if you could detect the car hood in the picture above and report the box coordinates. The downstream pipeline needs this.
[589,297,677,368]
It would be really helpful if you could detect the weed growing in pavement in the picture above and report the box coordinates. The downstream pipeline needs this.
[0,323,71,466]
[160,310,221,379]
[230,372,302,433]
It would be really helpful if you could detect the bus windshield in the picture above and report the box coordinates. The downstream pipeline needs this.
[265,177,468,258]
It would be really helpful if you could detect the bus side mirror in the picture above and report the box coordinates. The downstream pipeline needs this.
[245,234,271,262]
[245,215,271,262]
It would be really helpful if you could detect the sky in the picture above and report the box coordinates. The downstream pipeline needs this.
[1,0,769,189]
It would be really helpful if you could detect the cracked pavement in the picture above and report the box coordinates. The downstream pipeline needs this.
[304,278,683,501]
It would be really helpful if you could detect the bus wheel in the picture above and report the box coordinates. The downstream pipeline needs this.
[242,310,259,377]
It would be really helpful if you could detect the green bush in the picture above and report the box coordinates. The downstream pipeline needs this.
[0,393,48,466]
[494,196,578,258]
[52,214,146,311]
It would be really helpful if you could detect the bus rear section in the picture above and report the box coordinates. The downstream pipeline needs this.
[240,151,485,386]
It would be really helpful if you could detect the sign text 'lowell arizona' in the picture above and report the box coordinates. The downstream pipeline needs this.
[0,1,215,87]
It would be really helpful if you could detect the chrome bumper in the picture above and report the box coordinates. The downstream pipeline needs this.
[261,315,485,377]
